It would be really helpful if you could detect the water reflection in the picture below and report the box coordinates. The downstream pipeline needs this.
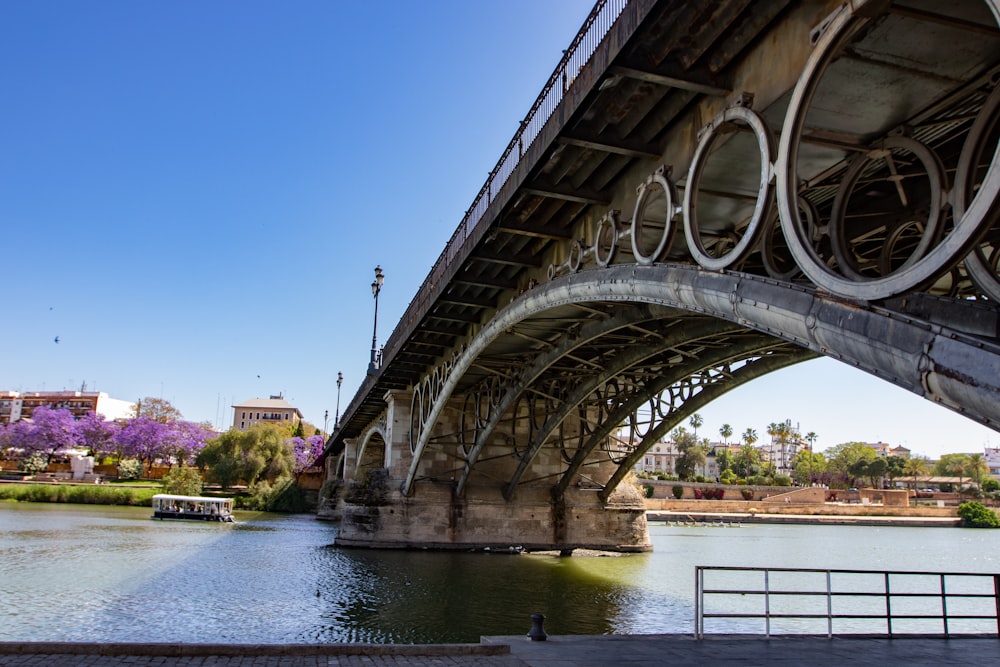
[3,505,1000,644]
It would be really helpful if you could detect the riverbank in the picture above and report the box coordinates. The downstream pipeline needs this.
[646,509,961,527]
[644,494,964,526]
[0,482,156,506]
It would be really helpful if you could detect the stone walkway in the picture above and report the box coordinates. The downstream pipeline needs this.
[2,635,1000,666]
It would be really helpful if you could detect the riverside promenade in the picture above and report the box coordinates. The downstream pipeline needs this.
[2,635,1000,666]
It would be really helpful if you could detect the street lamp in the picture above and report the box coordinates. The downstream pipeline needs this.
[334,371,343,430]
[368,265,384,376]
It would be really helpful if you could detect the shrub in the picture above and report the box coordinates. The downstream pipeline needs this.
[0,483,155,506]
[957,501,1000,528]
[161,467,203,496]
[672,485,684,500]
[982,478,1000,493]
[19,453,48,475]
[242,476,308,512]
[773,475,792,487]
[643,484,654,498]
[693,487,704,500]
[741,488,754,501]
[117,458,143,480]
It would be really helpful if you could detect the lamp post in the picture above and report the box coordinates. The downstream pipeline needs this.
[323,409,329,435]
[334,371,343,430]
[368,265,384,376]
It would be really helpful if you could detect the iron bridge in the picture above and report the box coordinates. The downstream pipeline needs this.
[320,0,1000,543]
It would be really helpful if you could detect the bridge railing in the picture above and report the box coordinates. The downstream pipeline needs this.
[695,566,1000,639]
[381,0,628,360]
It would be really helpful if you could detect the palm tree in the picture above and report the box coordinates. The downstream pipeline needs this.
[689,413,703,439]
[805,432,818,483]
[766,422,780,471]
[967,453,987,489]
[742,428,758,447]
[903,456,928,489]
[719,423,733,445]
[947,457,967,492]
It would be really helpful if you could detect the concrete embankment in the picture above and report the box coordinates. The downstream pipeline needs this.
[644,492,963,527]
[646,510,961,527]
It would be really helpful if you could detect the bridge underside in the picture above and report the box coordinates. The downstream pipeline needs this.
[330,263,997,551]
[324,0,1000,551]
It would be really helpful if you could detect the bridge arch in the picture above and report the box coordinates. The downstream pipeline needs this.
[349,414,389,481]
[403,263,1000,498]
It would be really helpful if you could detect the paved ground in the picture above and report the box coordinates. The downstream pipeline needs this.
[2,635,999,666]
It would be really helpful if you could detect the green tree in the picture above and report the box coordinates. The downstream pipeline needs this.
[719,423,733,445]
[688,413,703,438]
[196,424,295,490]
[792,449,826,485]
[734,445,761,478]
[825,442,877,488]
[742,428,758,447]
[885,456,907,484]
[161,466,203,496]
[936,453,971,489]
[805,431,818,482]
[672,427,705,481]
[716,448,732,475]
[904,455,929,479]
[967,453,988,488]
[957,501,1000,528]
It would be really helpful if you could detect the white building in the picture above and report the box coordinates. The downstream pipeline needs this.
[0,390,134,425]
[232,394,303,431]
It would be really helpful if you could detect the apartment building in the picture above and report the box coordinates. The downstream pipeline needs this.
[232,394,303,431]
[0,390,135,425]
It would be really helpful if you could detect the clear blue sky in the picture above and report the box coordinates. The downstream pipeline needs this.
[2,1,995,461]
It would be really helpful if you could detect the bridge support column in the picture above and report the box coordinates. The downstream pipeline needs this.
[334,390,651,552]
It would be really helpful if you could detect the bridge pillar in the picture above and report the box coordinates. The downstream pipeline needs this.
[333,389,651,552]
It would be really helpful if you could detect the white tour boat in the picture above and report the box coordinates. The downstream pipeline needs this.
[151,494,234,522]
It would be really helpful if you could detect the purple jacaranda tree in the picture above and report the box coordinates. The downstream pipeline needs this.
[113,416,169,471]
[161,420,213,467]
[76,411,120,463]
[288,434,325,476]
[113,417,213,471]
[14,406,79,463]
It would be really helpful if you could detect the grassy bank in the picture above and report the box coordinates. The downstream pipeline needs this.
[0,483,156,506]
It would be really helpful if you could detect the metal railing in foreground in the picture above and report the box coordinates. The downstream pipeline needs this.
[695,566,1000,639]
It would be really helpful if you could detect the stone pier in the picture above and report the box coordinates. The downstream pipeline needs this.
[325,389,651,552]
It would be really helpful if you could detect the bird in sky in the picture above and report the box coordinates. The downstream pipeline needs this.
[54,336,60,344]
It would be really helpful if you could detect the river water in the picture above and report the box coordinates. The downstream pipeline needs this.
[2,503,1000,644]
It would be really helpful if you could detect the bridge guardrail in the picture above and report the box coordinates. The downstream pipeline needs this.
[382,0,628,362]
[695,566,1000,639]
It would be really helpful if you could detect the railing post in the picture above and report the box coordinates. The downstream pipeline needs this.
[884,572,892,638]
[941,574,949,638]
[994,574,1000,637]
[695,566,703,639]
[826,570,833,638]
[764,569,771,638]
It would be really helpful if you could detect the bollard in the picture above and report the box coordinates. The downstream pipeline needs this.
[527,613,548,641]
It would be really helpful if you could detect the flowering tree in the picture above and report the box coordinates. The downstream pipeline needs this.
[112,417,169,471]
[160,420,213,467]
[10,407,79,463]
[288,434,325,476]
[76,412,120,462]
